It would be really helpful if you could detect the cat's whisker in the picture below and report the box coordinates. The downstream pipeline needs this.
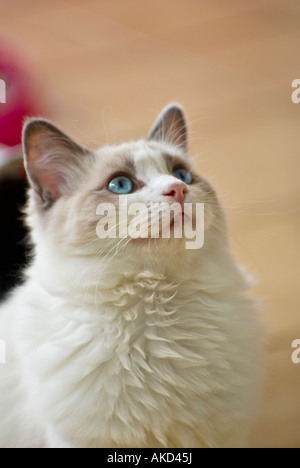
[101,105,115,146]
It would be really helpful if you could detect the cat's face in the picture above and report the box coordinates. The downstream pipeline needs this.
[23,104,224,269]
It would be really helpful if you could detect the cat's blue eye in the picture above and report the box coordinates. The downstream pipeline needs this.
[108,176,134,195]
[172,167,193,185]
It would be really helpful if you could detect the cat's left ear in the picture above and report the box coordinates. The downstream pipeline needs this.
[23,119,93,208]
[147,103,188,152]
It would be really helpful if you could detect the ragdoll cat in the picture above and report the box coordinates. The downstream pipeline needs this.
[0,104,262,448]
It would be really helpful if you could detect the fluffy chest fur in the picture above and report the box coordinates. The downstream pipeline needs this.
[4,267,260,448]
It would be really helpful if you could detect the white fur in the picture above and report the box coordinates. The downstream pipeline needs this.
[0,121,263,448]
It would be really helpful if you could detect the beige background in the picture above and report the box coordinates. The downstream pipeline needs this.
[1,0,299,448]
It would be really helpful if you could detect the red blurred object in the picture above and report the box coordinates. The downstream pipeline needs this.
[0,42,42,147]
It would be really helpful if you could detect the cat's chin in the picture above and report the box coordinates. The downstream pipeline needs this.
[124,214,202,255]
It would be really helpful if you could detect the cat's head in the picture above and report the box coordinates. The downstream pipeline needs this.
[23,104,225,275]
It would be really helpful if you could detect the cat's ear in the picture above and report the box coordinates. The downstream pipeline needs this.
[23,119,92,207]
[147,104,188,152]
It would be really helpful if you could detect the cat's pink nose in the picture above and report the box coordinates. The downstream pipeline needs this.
[163,183,187,205]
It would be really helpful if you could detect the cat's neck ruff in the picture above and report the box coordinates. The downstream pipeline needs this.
[25,229,248,314]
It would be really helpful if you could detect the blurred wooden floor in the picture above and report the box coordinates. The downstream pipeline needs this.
[1,0,299,448]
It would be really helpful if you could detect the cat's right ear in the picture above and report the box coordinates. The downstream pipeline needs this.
[147,104,188,152]
[23,119,92,208]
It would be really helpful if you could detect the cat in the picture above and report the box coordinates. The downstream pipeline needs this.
[0,104,263,448]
